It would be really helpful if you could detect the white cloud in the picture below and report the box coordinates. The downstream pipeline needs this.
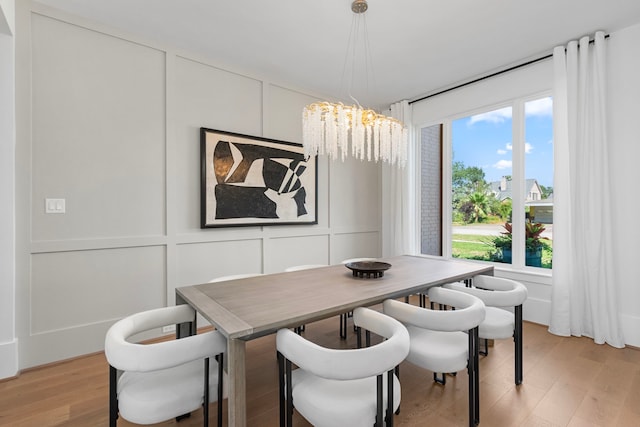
[493,160,512,169]
[504,142,533,153]
[468,97,551,125]
[525,97,552,116]
[469,107,512,125]
[525,142,533,153]
[497,149,507,155]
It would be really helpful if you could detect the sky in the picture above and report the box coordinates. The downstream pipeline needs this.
[452,97,554,188]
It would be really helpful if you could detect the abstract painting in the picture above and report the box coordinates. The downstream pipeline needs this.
[201,128,317,228]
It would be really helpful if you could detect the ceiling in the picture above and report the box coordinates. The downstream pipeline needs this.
[34,0,640,110]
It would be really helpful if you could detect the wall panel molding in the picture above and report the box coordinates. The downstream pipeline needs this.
[14,4,382,371]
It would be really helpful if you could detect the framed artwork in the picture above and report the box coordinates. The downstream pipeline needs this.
[201,128,318,228]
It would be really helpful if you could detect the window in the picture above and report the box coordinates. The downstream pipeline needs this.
[419,96,553,269]
[523,97,553,268]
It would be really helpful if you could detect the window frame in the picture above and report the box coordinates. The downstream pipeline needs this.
[415,90,553,272]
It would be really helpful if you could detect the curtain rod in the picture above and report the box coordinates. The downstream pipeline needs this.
[408,33,609,105]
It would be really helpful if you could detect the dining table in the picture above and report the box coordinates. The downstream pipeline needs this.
[175,255,494,426]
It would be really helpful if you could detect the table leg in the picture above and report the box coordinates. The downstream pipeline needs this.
[228,338,247,427]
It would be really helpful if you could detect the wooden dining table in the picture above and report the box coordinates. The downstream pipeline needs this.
[175,255,493,426]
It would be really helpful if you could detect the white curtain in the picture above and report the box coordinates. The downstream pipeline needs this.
[549,32,624,347]
[382,100,414,257]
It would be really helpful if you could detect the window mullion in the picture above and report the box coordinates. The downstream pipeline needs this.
[442,120,453,259]
[511,101,526,267]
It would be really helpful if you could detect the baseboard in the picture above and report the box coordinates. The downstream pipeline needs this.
[522,296,550,326]
[621,314,640,347]
[0,338,18,380]
[523,298,640,348]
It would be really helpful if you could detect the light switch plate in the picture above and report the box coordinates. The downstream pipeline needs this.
[45,198,66,214]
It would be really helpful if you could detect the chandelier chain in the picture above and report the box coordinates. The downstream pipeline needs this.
[301,0,408,167]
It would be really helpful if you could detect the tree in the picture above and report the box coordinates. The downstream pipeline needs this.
[488,195,511,221]
[496,198,512,221]
[539,184,553,199]
[452,161,485,193]
[467,192,489,223]
[452,161,486,209]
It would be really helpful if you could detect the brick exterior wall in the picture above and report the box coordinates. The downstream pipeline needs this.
[420,125,442,256]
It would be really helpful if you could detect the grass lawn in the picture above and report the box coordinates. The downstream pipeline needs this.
[452,233,553,269]
[451,234,493,261]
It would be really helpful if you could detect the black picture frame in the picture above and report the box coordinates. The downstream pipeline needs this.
[200,128,318,228]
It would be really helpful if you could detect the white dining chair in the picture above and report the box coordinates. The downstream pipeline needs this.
[105,305,226,427]
[277,306,409,427]
[444,275,528,385]
[284,264,328,272]
[383,287,485,427]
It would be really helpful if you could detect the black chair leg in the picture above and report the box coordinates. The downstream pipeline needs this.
[472,327,480,425]
[277,352,294,427]
[109,365,118,427]
[386,369,394,427]
[394,365,401,415]
[480,338,489,356]
[375,374,383,427]
[286,359,293,427]
[203,357,209,427]
[217,353,224,427]
[515,305,523,385]
[277,352,285,427]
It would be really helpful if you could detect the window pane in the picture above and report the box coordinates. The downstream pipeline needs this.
[420,124,442,256]
[451,107,513,264]
[524,97,553,268]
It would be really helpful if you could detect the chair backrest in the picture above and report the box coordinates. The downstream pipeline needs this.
[277,307,409,381]
[105,305,226,372]
[284,264,328,272]
[444,275,528,307]
[383,287,485,332]
[208,273,262,283]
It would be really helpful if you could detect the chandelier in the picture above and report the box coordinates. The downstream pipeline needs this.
[302,0,408,167]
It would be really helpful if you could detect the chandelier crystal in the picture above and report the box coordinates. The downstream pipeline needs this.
[302,102,407,166]
[301,0,408,167]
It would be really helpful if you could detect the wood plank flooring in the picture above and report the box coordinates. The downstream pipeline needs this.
[1,304,639,426]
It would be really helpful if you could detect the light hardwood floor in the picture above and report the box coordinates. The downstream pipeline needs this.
[1,304,639,427]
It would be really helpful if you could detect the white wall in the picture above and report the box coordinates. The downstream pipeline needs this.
[10,2,382,372]
[0,0,14,34]
[607,22,640,346]
[412,26,640,347]
[0,0,17,379]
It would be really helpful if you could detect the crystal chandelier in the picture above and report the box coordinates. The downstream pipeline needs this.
[302,0,408,167]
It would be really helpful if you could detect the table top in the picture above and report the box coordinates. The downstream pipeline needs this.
[176,255,493,341]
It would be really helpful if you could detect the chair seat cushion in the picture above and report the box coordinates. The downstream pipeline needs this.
[118,357,222,425]
[290,368,401,427]
[479,307,514,339]
[405,325,469,373]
